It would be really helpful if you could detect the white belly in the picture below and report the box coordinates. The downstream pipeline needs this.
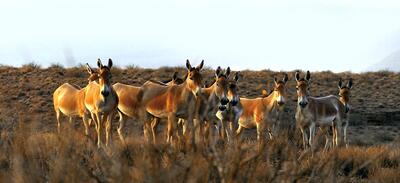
[147,108,168,118]
[59,107,78,116]
[316,115,336,125]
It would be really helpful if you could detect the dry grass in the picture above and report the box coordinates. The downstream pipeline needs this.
[0,118,399,182]
[0,66,400,182]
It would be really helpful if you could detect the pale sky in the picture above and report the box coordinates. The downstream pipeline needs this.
[0,0,400,72]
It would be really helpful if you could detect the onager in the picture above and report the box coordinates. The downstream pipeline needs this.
[295,71,353,150]
[194,66,234,140]
[84,59,118,148]
[215,72,242,141]
[52,64,99,135]
[113,71,184,143]
[138,59,204,143]
[236,74,289,141]
[166,67,233,142]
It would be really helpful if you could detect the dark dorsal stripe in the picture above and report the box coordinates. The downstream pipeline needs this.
[148,80,168,86]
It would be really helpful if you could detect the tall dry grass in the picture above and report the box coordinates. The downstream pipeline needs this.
[0,116,399,183]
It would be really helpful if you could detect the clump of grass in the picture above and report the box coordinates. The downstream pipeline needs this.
[49,63,64,69]
[21,62,41,73]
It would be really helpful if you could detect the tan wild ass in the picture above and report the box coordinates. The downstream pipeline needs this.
[164,67,233,142]
[52,64,99,135]
[138,59,204,143]
[193,66,234,141]
[236,74,289,141]
[84,59,119,147]
[113,71,184,143]
[295,71,353,150]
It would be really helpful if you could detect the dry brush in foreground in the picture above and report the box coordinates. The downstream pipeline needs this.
[0,118,399,183]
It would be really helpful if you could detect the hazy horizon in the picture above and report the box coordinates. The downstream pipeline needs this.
[1,0,400,72]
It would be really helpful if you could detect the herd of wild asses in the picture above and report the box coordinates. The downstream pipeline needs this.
[53,58,353,150]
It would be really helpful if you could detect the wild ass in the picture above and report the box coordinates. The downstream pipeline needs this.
[52,64,99,135]
[166,66,234,142]
[295,71,353,150]
[236,74,289,141]
[113,71,184,143]
[215,72,242,141]
[84,59,119,147]
[138,60,204,143]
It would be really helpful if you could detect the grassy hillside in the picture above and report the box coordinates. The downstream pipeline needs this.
[0,64,399,182]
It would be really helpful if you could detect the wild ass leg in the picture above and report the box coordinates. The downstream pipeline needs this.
[335,119,344,147]
[186,101,196,145]
[309,123,316,151]
[236,125,244,140]
[300,126,308,149]
[151,118,160,144]
[332,123,337,148]
[227,121,234,142]
[193,119,202,143]
[343,120,349,148]
[320,127,331,151]
[117,111,126,143]
[143,120,152,143]
[167,113,176,143]
[256,122,266,142]
[83,113,90,136]
[268,126,273,140]
[105,112,115,146]
[95,113,102,148]
[56,109,61,133]
[203,121,210,143]
[219,119,226,140]
[182,120,188,135]
[91,112,98,133]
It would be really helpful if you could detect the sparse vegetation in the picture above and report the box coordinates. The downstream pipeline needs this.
[0,66,399,182]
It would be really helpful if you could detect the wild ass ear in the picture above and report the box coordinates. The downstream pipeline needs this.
[347,78,353,89]
[86,63,94,74]
[338,78,343,89]
[274,76,278,85]
[196,60,204,70]
[295,71,300,82]
[186,59,192,70]
[234,72,240,82]
[305,70,311,81]
[97,58,103,68]
[215,66,222,77]
[283,73,289,83]
[225,67,231,77]
[262,89,268,97]
[108,58,113,68]
[173,71,179,81]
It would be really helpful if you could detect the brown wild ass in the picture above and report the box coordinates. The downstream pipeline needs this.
[295,71,353,150]
[215,72,242,141]
[236,74,289,141]
[52,64,99,135]
[189,66,234,142]
[84,59,119,147]
[165,67,234,142]
[138,60,204,143]
[113,71,184,143]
